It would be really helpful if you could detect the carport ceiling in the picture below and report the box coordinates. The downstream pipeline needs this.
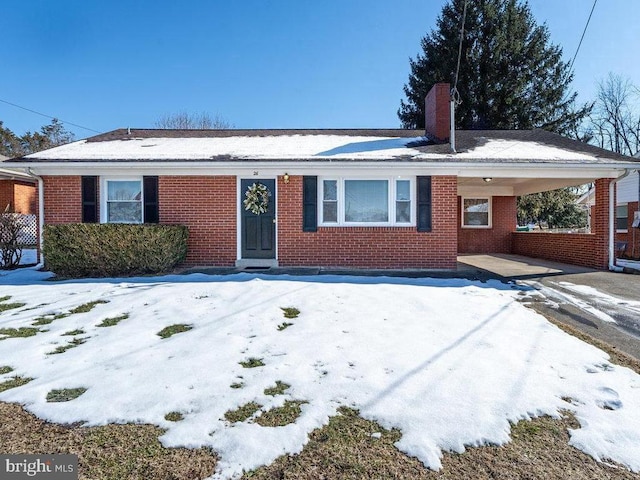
[457,177,595,197]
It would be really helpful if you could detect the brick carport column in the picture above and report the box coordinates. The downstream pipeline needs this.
[593,178,613,269]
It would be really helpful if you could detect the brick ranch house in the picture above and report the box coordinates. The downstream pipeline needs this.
[4,84,640,271]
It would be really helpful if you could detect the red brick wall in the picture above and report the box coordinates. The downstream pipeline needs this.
[159,176,236,266]
[277,175,458,269]
[0,180,36,214]
[513,178,612,269]
[43,176,82,223]
[512,232,601,268]
[13,181,37,214]
[0,180,13,212]
[458,196,516,253]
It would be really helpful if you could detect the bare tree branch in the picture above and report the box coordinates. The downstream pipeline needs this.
[154,111,233,130]
[589,73,640,156]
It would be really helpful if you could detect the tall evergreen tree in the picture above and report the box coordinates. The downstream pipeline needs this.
[398,0,590,134]
[0,119,75,158]
[0,121,23,158]
[21,119,75,154]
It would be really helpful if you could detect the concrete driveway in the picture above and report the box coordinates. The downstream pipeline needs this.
[458,254,640,361]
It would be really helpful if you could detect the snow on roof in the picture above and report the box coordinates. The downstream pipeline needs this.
[16,129,639,165]
[25,135,422,161]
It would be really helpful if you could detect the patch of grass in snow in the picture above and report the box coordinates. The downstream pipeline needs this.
[277,322,293,331]
[0,301,26,313]
[70,300,109,314]
[0,376,33,392]
[164,412,184,422]
[32,312,70,326]
[0,327,39,339]
[224,402,262,423]
[0,403,217,479]
[21,303,50,312]
[0,366,13,375]
[62,329,85,336]
[255,400,306,427]
[47,337,87,355]
[157,324,193,339]
[46,387,87,402]
[0,295,25,312]
[280,307,300,319]
[264,381,290,396]
[31,301,109,327]
[230,382,244,389]
[239,357,264,368]
[97,314,129,328]
[31,316,54,326]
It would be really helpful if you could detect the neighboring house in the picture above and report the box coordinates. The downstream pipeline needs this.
[4,84,640,270]
[0,154,37,214]
[578,154,639,258]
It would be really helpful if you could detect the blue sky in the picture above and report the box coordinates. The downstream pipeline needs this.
[1,0,638,139]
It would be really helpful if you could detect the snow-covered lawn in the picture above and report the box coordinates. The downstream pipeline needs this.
[1,269,640,479]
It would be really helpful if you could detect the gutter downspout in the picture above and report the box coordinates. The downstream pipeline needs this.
[26,168,45,269]
[609,170,632,272]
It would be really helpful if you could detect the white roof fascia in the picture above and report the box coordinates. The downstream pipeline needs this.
[0,167,37,182]
[12,161,635,179]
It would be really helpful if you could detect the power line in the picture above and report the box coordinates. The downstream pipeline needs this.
[567,0,598,74]
[0,98,101,134]
[452,0,468,105]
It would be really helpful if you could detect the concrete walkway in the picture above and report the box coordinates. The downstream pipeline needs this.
[458,254,640,360]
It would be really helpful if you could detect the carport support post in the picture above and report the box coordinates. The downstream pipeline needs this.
[594,178,613,270]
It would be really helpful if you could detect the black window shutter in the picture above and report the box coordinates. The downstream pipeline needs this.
[417,176,432,232]
[81,176,98,223]
[143,176,159,224]
[302,176,317,232]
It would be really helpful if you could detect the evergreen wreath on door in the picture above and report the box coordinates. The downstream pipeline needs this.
[243,182,271,215]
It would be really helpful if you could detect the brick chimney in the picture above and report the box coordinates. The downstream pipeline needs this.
[425,83,451,141]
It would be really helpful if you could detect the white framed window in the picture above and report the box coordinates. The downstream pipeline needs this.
[462,197,491,228]
[616,204,628,232]
[319,177,414,226]
[102,178,143,223]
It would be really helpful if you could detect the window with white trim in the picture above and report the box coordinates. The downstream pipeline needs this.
[319,178,414,226]
[104,179,143,223]
[462,197,491,228]
[616,204,628,232]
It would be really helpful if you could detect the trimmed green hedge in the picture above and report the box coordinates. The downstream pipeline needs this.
[43,224,188,278]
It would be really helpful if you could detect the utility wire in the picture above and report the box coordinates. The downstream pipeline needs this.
[567,0,598,75]
[451,0,468,106]
[0,98,101,133]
